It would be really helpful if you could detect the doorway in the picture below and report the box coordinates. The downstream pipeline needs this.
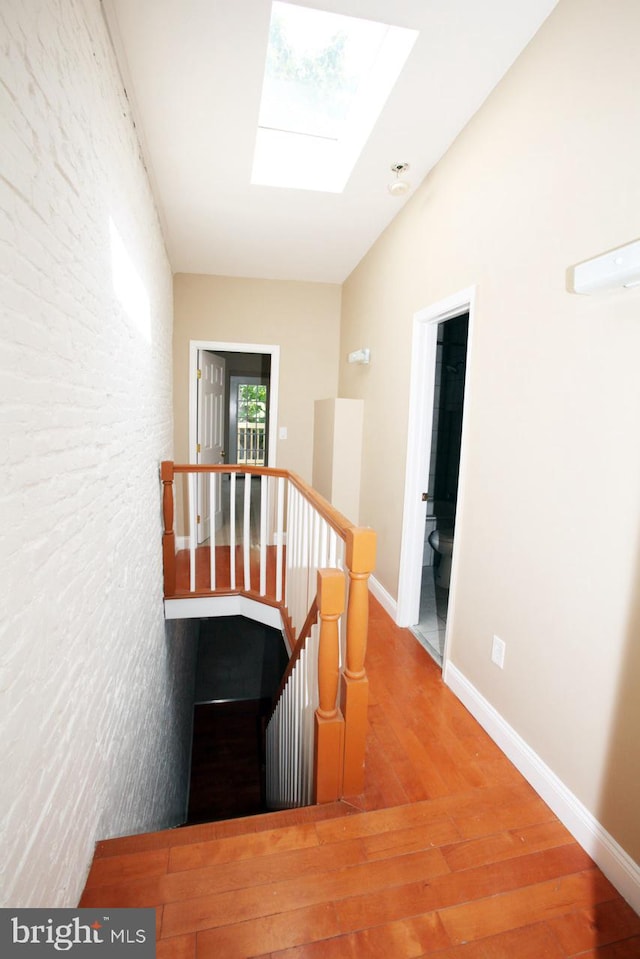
[396,287,475,668]
[190,341,280,548]
[189,340,280,468]
[413,313,469,665]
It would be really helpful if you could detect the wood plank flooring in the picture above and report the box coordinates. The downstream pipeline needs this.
[173,544,284,600]
[79,598,640,957]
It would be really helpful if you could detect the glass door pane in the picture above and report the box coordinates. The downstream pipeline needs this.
[237,383,267,466]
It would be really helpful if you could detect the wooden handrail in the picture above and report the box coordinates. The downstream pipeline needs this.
[171,463,289,477]
[169,462,354,540]
[286,471,353,539]
[160,461,376,805]
[160,461,176,596]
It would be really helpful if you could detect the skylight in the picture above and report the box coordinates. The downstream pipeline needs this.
[251,2,418,193]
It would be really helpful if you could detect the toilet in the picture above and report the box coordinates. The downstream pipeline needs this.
[428,528,454,589]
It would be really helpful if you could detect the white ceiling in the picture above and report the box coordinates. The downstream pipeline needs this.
[103,0,558,284]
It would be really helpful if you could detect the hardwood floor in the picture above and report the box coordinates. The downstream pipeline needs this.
[79,598,640,957]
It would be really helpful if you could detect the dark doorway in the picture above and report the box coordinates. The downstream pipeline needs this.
[186,616,288,824]
[413,312,469,667]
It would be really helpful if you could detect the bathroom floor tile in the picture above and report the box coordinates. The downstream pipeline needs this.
[415,568,449,667]
[411,625,446,667]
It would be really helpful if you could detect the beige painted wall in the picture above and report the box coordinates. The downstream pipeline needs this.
[312,398,364,522]
[340,0,640,864]
[173,273,342,480]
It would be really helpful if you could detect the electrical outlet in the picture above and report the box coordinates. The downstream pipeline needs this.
[491,635,506,669]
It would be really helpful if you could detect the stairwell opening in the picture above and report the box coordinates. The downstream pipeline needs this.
[185,615,289,824]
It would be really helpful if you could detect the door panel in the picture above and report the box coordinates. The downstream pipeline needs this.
[197,350,225,542]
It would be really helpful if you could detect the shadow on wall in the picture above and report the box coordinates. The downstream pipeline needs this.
[596,526,640,920]
[164,618,199,824]
[194,616,289,704]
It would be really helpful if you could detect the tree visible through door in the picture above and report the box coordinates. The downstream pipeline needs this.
[236,383,267,466]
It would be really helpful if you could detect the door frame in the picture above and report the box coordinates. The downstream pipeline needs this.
[189,340,280,467]
[396,287,476,653]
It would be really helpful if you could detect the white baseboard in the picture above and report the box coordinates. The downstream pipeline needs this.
[369,575,397,620]
[444,660,640,914]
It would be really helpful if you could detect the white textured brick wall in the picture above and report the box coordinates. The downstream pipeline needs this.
[0,0,197,906]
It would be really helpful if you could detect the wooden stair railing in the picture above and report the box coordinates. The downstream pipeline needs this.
[159,461,376,806]
[342,526,376,796]
[160,460,176,597]
[314,568,346,803]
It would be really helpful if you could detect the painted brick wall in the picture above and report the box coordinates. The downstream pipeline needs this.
[0,0,197,906]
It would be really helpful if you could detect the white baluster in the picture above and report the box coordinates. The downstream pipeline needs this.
[303,497,312,617]
[209,471,216,590]
[260,475,267,595]
[188,472,196,592]
[329,527,338,568]
[276,477,284,602]
[298,667,303,806]
[285,482,294,614]
[285,683,292,805]
[291,487,301,631]
[243,472,251,590]
[230,471,236,590]
[311,510,320,583]
[308,626,320,803]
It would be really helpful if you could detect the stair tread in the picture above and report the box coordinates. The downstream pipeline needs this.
[92,799,359,859]
[81,789,594,946]
[93,777,540,860]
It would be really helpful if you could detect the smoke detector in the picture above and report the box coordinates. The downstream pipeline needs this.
[388,162,411,196]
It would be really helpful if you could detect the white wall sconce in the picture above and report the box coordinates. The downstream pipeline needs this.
[348,348,371,365]
[569,239,640,294]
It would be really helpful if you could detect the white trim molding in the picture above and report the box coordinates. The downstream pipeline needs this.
[397,287,476,637]
[164,595,285,634]
[188,340,280,468]
[369,575,397,621]
[444,660,640,914]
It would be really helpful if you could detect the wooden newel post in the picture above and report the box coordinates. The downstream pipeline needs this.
[341,527,376,796]
[160,461,176,597]
[314,568,346,804]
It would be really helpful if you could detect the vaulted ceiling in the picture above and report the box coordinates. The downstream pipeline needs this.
[103,0,559,283]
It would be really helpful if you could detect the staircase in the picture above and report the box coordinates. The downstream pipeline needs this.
[78,791,625,959]
[78,599,640,957]
[80,801,362,953]
[161,462,377,809]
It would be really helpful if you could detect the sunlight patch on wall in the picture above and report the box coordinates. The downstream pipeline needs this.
[109,217,151,341]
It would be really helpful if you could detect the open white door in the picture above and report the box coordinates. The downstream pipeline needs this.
[197,350,225,543]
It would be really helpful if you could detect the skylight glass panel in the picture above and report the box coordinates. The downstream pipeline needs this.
[251,2,418,193]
